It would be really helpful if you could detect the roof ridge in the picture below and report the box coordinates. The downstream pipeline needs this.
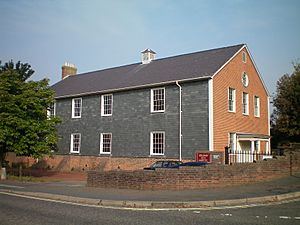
[65,44,245,79]
[153,43,245,62]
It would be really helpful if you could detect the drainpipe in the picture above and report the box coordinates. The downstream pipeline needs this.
[267,96,271,154]
[176,81,182,161]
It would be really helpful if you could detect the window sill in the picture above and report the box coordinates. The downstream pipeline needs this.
[99,152,111,155]
[151,111,165,114]
[101,114,112,117]
[150,154,165,156]
[69,152,80,154]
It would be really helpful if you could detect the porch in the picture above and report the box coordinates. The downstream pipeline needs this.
[226,133,271,164]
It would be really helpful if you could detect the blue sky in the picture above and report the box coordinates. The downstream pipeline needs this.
[1,0,299,96]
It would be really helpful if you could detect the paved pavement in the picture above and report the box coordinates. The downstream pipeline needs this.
[0,174,300,209]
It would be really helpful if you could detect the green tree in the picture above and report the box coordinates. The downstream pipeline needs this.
[272,63,300,146]
[0,60,60,167]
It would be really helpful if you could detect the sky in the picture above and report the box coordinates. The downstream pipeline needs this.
[1,0,299,97]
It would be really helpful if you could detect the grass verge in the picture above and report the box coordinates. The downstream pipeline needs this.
[7,175,47,182]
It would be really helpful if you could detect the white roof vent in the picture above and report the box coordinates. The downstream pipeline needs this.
[141,48,156,64]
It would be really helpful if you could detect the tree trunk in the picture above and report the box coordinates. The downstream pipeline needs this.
[0,145,6,167]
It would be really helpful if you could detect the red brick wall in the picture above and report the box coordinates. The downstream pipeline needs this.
[6,153,175,172]
[213,47,269,151]
[87,152,300,190]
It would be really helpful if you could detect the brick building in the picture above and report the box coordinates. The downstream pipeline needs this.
[51,44,270,169]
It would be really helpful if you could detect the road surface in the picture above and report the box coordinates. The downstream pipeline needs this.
[0,192,299,225]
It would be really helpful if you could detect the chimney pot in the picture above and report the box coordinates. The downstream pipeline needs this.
[62,62,77,80]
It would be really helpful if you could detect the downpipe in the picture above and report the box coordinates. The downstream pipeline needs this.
[176,81,182,161]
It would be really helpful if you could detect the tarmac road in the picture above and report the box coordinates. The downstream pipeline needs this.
[0,193,299,225]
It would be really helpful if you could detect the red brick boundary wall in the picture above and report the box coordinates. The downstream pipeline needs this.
[5,151,223,172]
[5,153,177,172]
[87,152,300,190]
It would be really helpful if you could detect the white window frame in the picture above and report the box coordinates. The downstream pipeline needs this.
[101,94,113,116]
[47,102,56,118]
[72,98,82,118]
[228,88,236,112]
[151,88,165,113]
[254,96,260,117]
[242,92,249,115]
[150,131,165,156]
[100,133,112,154]
[70,133,81,153]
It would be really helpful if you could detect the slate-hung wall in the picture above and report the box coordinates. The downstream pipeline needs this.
[56,80,209,159]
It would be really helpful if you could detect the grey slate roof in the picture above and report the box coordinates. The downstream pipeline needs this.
[52,44,244,98]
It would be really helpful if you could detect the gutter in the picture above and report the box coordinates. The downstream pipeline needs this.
[176,81,182,161]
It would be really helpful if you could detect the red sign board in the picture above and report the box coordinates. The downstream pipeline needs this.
[195,152,211,163]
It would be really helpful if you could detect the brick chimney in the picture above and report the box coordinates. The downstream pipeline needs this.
[61,62,77,80]
[141,49,156,64]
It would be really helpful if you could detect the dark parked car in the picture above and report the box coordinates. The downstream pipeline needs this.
[179,161,208,167]
[144,160,182,170]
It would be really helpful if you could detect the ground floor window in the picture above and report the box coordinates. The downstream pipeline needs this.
[100,133,112,154]
[70,133,81,153]
[150,132,165,155]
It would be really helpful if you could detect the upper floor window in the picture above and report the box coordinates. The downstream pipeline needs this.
[72,98,82,118]
[228,88,236,112]
[150,131,165,155]
[100,133,112,154]
[47,102,56,118]
[70,133,81,153]
[254,96,260,117]
[101,94,113,116]
[242,92,249,115]
[242,51,247,63]
[151,88,165,113]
